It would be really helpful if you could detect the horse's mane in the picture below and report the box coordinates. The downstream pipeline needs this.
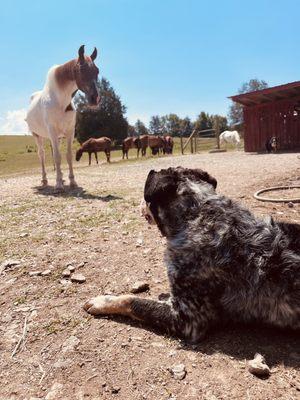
[44,60,77,91]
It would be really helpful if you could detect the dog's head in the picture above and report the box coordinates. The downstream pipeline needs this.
[141,167,217,236]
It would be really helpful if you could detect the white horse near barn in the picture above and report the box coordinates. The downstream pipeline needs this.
[26,45,100,190]
[219,130,241,150]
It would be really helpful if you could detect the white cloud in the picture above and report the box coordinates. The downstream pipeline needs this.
[0,109,28,135]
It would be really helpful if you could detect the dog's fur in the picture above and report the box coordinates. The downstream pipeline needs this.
[84,167,300,342]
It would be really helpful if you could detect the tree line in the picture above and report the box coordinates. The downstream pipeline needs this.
[75,77,268,144]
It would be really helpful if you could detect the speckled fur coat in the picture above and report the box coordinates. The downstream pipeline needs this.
[85,167,300,343]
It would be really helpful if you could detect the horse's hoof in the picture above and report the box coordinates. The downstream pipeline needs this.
[41,180,48,188]
[70,181,78,189]
[54,183,64,193]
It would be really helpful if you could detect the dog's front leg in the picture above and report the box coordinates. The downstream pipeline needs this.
[84,295,176,335]
[84,295,212,342]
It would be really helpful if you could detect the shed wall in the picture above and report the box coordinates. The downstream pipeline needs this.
[243,98,300,152]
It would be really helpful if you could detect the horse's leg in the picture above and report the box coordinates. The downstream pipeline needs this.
[33,133,48,186]
[94,152,98,164]
[50,142,56,171]
[106,150,110,163]
[126,150,129,160]
[66,135,77,188]
[137,147,140,158]
[88,152,91,166]
[49,134,64,190]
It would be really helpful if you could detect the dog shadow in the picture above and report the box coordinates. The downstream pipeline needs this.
[33,185,122,202]
[96,315,299,369]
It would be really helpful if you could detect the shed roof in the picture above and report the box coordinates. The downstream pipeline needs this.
[229,81,300,106]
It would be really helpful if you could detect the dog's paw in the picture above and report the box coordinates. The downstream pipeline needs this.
[83,295,134,316]
[83,295,118,315]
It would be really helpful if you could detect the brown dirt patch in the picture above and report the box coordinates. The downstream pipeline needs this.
[0,151,299,399]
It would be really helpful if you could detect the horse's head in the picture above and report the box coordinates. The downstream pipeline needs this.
[76,148,83,161]
[74,45,100,106]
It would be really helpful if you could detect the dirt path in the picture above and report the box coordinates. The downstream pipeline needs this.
[0,151,299,400]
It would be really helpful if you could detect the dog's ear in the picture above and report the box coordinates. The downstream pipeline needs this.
[144,170,179,204]
[182,168,217,189]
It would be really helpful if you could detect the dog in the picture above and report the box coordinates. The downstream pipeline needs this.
[84,167,300,342]
[265,136,279,153]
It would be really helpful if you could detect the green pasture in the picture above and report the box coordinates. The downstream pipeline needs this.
[0,135,241,178]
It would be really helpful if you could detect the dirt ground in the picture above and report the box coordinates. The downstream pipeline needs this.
[0,151,299,400]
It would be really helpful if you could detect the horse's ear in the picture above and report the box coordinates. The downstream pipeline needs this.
[90,47,97,61]
[78,45,85,64]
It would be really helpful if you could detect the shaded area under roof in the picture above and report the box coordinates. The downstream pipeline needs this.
[229,81,300,106]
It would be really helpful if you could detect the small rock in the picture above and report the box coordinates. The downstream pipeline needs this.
[45,382,63,400]
[248,353,270,377]
[62,336,80,353]
[29,271,42,277]
[0,259,21,274]
[136,238,143,247]
[71,273,86,283]
[111,386,121,394]
[288,202,294,208]
[169,364,187,380]
[20,232,29,238]
[68,265,76,272]
[53,359,72,369]
[62,269,71,278]
[130,281,149,294]
[41,269,51,276]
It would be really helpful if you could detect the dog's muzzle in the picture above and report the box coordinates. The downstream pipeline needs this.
[140,199,156,225]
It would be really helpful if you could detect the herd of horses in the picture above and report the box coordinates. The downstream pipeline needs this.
[75,135,174,165]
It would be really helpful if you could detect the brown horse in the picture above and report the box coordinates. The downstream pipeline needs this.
[148,135,166,155]
[122,135,149,158]
[76,137,111,164]
[163,136,174,154]
[122,137,140,159]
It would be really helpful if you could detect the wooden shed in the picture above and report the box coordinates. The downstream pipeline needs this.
[230,81,300,152]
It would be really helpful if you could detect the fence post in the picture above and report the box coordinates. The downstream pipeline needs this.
[180,136,184,154]
[216,120,220,149]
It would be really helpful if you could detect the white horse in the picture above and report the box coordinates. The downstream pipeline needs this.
[26,45,100,190]
[219,130,241,150]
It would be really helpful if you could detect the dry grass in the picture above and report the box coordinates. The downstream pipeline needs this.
[0,135,241,178]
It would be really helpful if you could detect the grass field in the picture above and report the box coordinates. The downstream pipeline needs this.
[0,135,241,178]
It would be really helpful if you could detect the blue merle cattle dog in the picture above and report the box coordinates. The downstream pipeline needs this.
[84,167,300,342]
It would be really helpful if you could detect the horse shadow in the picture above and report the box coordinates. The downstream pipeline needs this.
[33,185,122,202]
[92,314,299,369]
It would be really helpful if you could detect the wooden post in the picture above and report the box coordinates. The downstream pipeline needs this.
[180,136,184,154]
[216,119,220,149]
[194,134,198,153]
[190,135,194,153]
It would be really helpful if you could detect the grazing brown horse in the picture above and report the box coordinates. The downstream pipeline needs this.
[122,137,140,159]
[122,135,149,158]
[139,135,149,156]
[163,136,174,154]
[76,137,111,164]
[148,135,166,155]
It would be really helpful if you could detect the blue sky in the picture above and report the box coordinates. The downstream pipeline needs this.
[0,0,299,133]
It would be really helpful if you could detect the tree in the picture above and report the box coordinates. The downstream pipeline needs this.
[135,119,148,136]
[127,125,137,137]
[74,77,128,144]
[149,115,165,135]
[180,117,193,137]
[211,114,228,133]
[164,113,182,137]
[194,112,212,133]
[228,78,268,126]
